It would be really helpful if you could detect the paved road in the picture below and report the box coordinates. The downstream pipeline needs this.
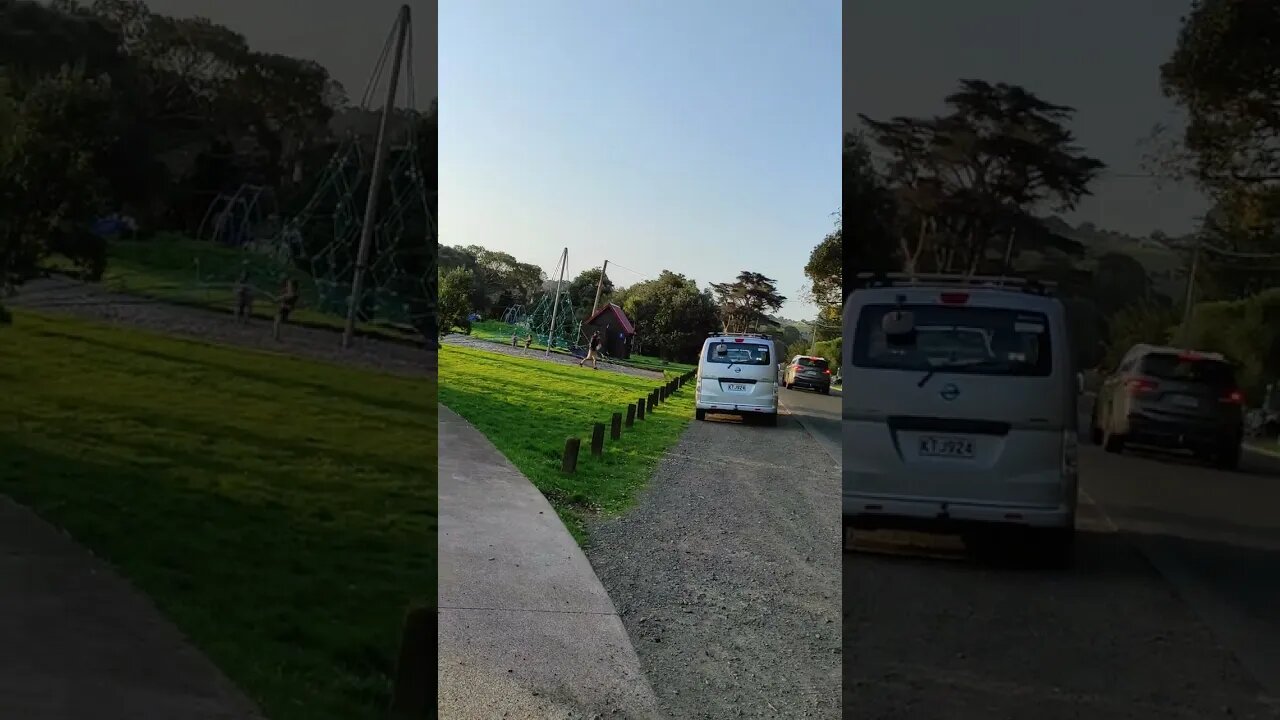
[843,398,1280,719]
[780,385,840,464]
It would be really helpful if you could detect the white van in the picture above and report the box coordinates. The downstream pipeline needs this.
[842,273,1078,563]
[695,333,780,426]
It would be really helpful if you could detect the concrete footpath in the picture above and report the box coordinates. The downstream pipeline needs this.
[0,496,262,719]
[437,405,661,719]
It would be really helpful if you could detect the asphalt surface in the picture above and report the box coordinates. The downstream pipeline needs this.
[843,396,1280,719]
[779,384,841,464]
[586,406,841,719]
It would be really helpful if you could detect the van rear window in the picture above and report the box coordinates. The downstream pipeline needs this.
[706,341,771,365]
[852,305,1053,377]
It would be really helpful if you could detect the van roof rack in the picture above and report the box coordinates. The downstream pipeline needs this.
[853,271,1057,296]
[710,332,773,340]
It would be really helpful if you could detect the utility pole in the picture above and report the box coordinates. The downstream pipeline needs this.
[1179,237,1201,345]
[343,4,410,349]
[591,259,609,317]
[546,248,567,356]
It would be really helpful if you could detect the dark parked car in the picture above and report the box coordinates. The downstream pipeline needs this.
[782,355,832,394]
[1090,344,1245,469]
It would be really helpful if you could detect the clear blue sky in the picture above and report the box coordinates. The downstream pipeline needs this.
[440,0,840,320]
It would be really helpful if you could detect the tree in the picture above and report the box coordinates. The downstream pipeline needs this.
[438,266,473,334]
[1160,0,1280,189]
[619,271,719,362]
[860,80,1105,275]
[1,65,117,292]
[567,266,613,317]
[845,132,899,274]
[804,216,841,308]
[710,271,786,333]
[1092,252,1152,316]
[1158,0,1280,299]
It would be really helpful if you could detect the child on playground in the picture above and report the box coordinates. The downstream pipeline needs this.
[233,271,254,323]
[272,278,300,341]
[579,331,602,370]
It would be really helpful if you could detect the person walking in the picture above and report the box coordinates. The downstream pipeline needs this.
[233,271,254,324]
[579,331,602,370]
[272,278,299,341]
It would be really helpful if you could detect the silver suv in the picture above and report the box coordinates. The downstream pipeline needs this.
[1090,345,1245,469]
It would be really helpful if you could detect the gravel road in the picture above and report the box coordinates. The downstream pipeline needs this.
[8,276,436,377]
[585,411,841,719]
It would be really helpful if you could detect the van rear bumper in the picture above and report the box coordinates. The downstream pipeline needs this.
[697,401,776,414]
[843,492,1073,530]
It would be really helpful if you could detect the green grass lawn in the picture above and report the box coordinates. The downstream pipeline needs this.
[47,235,420,343]
[468,319,697,378]
[438,343,693,539]
[0,311,436,720]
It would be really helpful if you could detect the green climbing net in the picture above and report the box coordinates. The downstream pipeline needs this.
[519,291,581,350]
[276,134,436,338]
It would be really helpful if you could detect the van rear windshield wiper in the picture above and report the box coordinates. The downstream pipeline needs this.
[917,358,1009,388]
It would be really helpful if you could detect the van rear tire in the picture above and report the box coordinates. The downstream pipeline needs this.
[761,412,778,427]
[695,409,706,421]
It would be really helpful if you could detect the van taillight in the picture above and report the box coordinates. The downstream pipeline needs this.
[1126,378,1158,395]
[940,292,969,305]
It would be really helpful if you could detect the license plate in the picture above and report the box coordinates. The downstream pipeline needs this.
[725,383,748,392]
[1169,394,1200,409]
[918,436,975,458]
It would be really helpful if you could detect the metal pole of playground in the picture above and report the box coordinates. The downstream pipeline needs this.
[343,4,410,350]
[546,248,567,357]
[591,259,609,316]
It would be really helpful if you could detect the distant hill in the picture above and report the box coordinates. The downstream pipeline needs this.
[1021,216,1191,300]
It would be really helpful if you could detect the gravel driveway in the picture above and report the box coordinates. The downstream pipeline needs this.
[585,411,841,719]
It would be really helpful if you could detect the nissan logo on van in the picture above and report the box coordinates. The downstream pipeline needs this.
[940,383,960,401]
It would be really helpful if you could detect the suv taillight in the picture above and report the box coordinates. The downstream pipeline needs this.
[823,368,831,375]
[1126,378,1158,395]
[1223,389,1244,404]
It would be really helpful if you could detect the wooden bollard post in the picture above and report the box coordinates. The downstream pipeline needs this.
[562,437,580,473]
[389,605,434,719]
[637,397,646,420]
[611,412,622,440]
[648,393,656,413]
[591,423,605,456]
[626,404,636,427]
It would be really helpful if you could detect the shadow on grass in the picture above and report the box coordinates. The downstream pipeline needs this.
[0,433,434,720]
[17,393,437,485]
[32,326,434,416]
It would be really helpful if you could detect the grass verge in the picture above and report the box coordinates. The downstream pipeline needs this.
[0,311,436,720]
[438,343,693,540]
